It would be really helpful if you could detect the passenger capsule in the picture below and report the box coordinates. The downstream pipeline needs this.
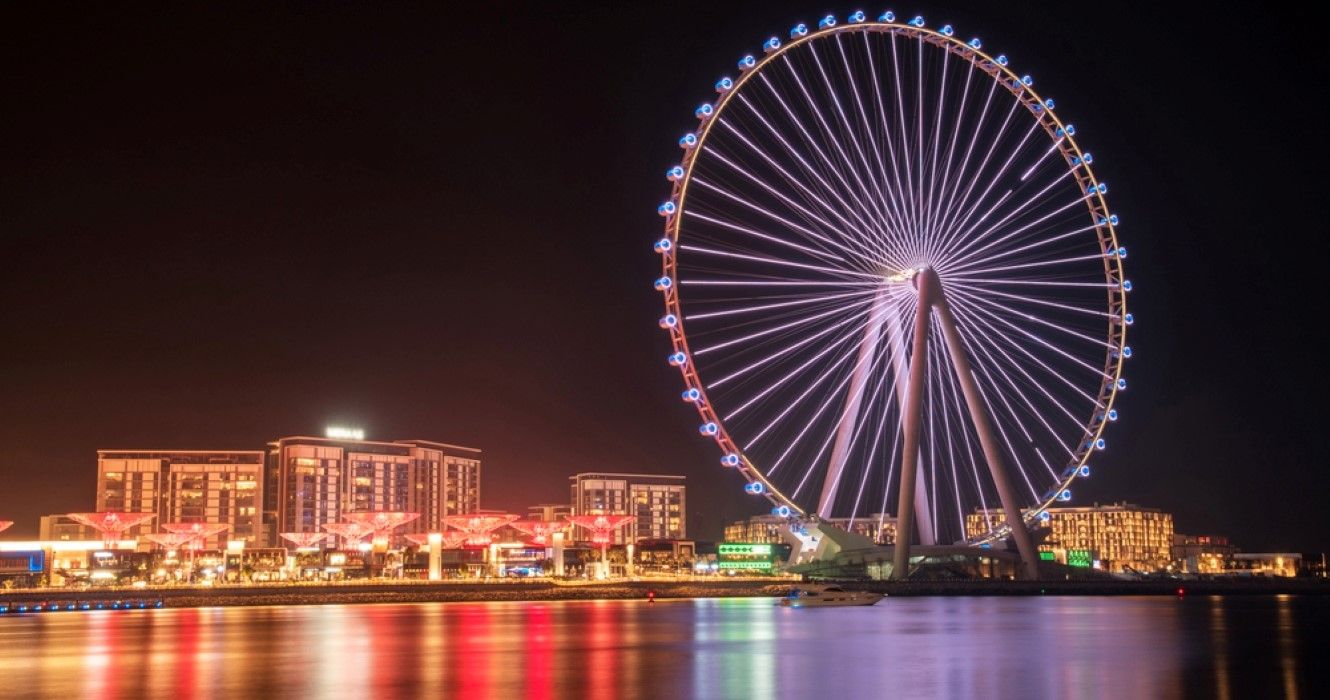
[1039,511,1052,522]
[1116,377,1128,390]
[848,11,866,23]
[653,238,672,254]
[668,351,688,367]
[1070,155,1082,166]
[737,54,756,70]
[940,24,954,36]
[714,77,733,93]
[818,15,836,29]
[879,11,896,22]
[1021,75,1033,86]
[1079,465,1092,477]
[1108,214,1120,226]
[909,15,925,27]
[1044,98,1055,109]
[682,387,701,402]
[657,201,676,217]
[679,133,697,149]
[1064,124,1076,136]
[695,103,713,120]
[1107,409,1119,421]
[1117,246,1127,259]
[721,453,741,467]
[763,37,781,53]
[659,314,678,329]
[745,482,766,494]
[1121,280,1133,292]
[1058,489,1073,501]
[1083,152,1094,163]
[1121,346,1133,358]
[699,421,717,435]
[654,276,672,291]
[1096,182,1108,194]
[790,23,808,38]
[1122,313,1134,325]
[666,165,685,181]
[772,505,792,517]
[969,38,982,49]
[995,54,1009,66]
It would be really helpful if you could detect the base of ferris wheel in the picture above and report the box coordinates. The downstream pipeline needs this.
[776,518,1045,581]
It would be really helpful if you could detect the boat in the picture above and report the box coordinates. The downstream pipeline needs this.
[777,584,883,607]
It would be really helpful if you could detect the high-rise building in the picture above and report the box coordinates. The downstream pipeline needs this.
[266,435,481,542]
[569,473,685,543]
[96,450,266,548]
[966,502,1174,572]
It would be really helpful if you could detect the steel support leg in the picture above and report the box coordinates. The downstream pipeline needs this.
[890,274,936,580]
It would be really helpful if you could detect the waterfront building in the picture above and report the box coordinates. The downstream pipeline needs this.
[1172,534,1237,574]
[96,450,265,548]
[1228,553,1301,578]
[568,473,685,544]
[38,514,94,542]
[266,435,481,543]
[527,503,573,522]
[966,502,1174,573]
[724,514,896,545]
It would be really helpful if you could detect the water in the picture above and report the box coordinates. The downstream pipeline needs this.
[0,595,1323,698]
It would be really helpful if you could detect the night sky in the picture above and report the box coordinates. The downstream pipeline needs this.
[2,3,1326,551]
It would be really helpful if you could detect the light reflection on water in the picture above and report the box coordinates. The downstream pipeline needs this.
[1,595,1323,699]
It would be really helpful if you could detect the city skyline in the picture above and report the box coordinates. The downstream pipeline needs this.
[3,3,1328,554]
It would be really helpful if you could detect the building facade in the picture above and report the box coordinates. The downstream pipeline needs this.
[266,436,481,542]
[96,450,265,548]
[966,502,1175,573]
[38,514,94,542]
[569,473,685,544]
[1171,534,1237,574]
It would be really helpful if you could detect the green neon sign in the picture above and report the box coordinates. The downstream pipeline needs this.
[719,543,772,555]
[717,561,773,570]
[1039,551,1055,561]
[1067,550,1093,568]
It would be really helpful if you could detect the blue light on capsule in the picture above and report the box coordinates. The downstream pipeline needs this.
[1108,214,1120,225]
[679,133,697,148]
[657,201,676,217]
[1083,152,1094,163]
[1071,155,1082,165]
[1121,346,1133,358]
[695,103,713,119]
[738,54,756,70]
[653,238,671,254]
[791,23,808,38]
[1096,182,1108,193]
[1079,465,1092,477]
[666,165,685,181]
[1121,280,1133,292]
[1021,75,1034,86]
[969,38,982,49]
[1107,409,1119,421]
[1039,511,1052,522]
[654,276,672,291]
[772,505,792,517]
[1095,438,1107,450]
[1117,246,1127,258]
[721,453,741,466]
[879,11,896,22]
[1044,98,1055,109]
[996,54,1009,66]
[714,77,733,93]
[699,422,717,435]
[818,15,836,29]
[1122,313,1134,325]
[1056,127,1066,138]
[682,388,701,402]
[668,352,688,367]
[659,314,677,329]
[745,482,765,494]
[849,11,866,23]
[1116,378,1128,390]
[910,15,925,27]
[1064,124,1076,136]
[1058,489,1073,501]
[940,24,954,36]
[763,37,781,53]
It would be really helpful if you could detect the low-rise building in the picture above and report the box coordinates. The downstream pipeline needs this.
[1172,533,1237,574]
[966,502,1175,573]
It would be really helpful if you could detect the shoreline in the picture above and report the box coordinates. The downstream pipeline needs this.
[3,578,1328,611]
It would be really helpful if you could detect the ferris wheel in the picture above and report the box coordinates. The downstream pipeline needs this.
[654,12,1130,575]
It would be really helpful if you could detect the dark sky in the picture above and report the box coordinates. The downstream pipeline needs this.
[2,3,1326,551]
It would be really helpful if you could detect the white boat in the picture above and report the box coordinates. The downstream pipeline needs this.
[777,584,883,607]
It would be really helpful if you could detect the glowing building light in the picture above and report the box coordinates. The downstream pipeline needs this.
[325,426,365,441]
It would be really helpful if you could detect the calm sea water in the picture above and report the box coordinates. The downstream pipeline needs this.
[0,595,1323,699]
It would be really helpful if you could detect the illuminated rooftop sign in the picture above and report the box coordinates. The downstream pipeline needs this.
[1067,549,1093,568]
[325,426,365,441]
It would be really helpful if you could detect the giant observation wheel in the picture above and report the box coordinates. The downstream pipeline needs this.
[654,12,1130,572]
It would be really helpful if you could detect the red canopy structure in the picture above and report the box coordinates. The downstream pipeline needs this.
[0,521,12,535]
[509,520,558,546]
[323,522,373,549]
[279,532,328,550]
[66,512,157,547]
[141,532,195,550]
[343,511,421,545]
[569,515,635,578]
[404,532,468,549]
[442,514,519,546]
[160,522,230,550]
